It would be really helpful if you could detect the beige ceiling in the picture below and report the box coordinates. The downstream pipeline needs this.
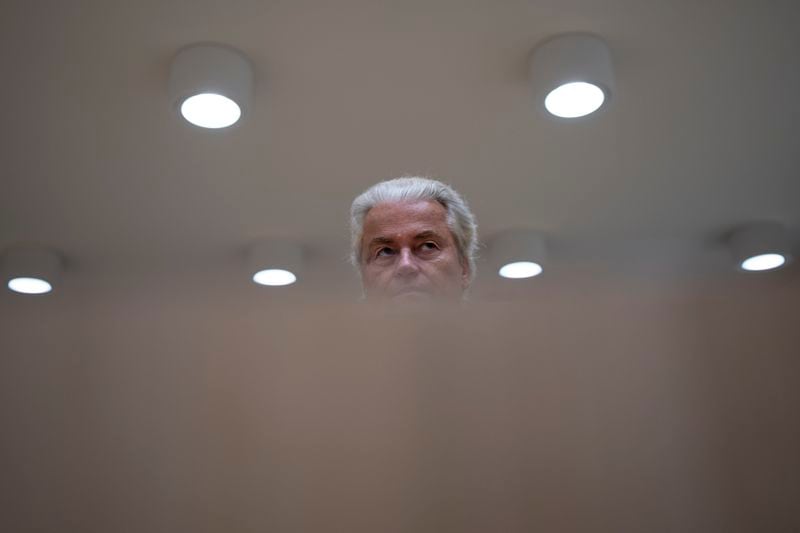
[1,0,799,298]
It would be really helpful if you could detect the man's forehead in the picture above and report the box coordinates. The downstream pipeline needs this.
[363,199,448,230]
[361,200,453,253]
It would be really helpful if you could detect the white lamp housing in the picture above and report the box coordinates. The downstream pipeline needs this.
[488,230,548,279]
[529,33,615,118]
[1,245,64,295]
[246,240,304,287]
[729,222,794,272]
[168,43,254,129]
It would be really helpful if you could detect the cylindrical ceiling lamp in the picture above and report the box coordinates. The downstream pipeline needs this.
[487,230,547,279]
[728,222,794,272]
[246,240,304,287]
[1,245,64,295]
[529,33,615,119]
[168,42,254,129]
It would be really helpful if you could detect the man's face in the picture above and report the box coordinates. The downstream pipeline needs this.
[359,199,469,303]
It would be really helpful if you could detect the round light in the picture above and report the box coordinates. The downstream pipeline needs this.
[7,277,53,294]
[180,93,241,128]
[544,82,605,118]
[498,261,543,279]
[252,269,297,286]
[740,253,786,272]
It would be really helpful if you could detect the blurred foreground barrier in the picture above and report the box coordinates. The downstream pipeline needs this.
[1,291,799,532]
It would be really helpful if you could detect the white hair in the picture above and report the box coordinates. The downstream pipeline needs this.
[349,176,479,285]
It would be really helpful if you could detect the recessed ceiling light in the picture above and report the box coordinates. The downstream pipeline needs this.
[168,43,254,129]
[545,81,605,118]
[499,261,543,279]
[253,269,297,286]
[740,253,786,272]
[246,240,305,288]
[728,222,793,273]
[1,245,63,295]
[488,230,548,280]
[8,277,53,294]
[180,93,242,129]
[529,33,614,119]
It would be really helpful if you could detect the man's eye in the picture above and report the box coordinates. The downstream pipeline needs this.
[376,247,394,257]
[420,242,439,251]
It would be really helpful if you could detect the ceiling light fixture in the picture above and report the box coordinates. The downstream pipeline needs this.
[168,43,254,129]
[529,33,614,119]
[1,245,64,295]
[728,222,793,273]
[488,230,548,279]
[246,240,304,287]
[498,261,543,279]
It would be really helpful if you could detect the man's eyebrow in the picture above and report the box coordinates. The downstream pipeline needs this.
[414,230,443,240]
[367,231,444,248]
[368,236,394,247]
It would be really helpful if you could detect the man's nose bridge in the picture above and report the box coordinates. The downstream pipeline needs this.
[397,246,418,270]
